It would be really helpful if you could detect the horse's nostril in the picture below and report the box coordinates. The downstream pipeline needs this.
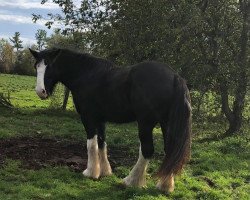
[42,89,46,94]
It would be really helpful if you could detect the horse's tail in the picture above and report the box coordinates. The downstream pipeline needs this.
[157,75,192,180]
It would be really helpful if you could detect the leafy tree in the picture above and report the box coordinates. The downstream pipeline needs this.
[189,0,250,135]
[32,0,95,35]
[92,0,250,134]
[220,0,250,135]
[0,39,14,73]
[35,29,47,50]
[9,32,23,52]
[46,31,87,52]
[9,32,24,74]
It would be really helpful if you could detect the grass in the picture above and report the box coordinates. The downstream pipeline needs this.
[0,73,249,199]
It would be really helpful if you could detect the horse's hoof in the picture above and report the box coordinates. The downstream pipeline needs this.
[100,170,112,177]
[156,181,174,193]
[82,169,100,180]
[122,177,130,186]
[115,181,127,189]
[122,176,146,188]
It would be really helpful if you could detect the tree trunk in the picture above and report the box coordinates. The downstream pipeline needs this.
[221,1,249,136]
[62,87,70,110]
[0,93,12,108]
[219,79,246,136]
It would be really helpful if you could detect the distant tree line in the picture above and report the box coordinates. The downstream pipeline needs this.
[0,31,38,75]
[0,29,88,76]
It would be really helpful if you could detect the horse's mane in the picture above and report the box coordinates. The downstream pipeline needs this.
[54,48,117,71]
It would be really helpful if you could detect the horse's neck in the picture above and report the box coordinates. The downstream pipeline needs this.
[57,53,112,91]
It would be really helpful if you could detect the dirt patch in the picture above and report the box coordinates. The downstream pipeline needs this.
[0,137,137,172]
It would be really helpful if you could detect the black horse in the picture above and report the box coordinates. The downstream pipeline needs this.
[29,48,192,192]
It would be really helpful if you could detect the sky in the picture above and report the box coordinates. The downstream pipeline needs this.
[0,0,61,47]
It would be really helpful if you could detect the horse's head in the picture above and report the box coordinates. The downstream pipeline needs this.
[29,48,61,99]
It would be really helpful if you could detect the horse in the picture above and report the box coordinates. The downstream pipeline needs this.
[29,48,192,193]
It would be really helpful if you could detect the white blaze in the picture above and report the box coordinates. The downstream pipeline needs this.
[35,59,47,98]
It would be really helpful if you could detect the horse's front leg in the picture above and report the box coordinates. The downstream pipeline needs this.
[83,135,100,179]
[82,118,100,179]
[97,123,112,177]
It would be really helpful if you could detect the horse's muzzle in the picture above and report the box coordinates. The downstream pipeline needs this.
[36,88,48,100]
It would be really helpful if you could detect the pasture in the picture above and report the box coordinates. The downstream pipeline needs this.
[0,73,249,200]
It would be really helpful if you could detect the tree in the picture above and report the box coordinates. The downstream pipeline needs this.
[0,39,14,73]
[9,32,23,52]
[9,32,24,74]
[46,31,87,52]
[35,29,47,50]
[219,0,250,135]
[95,0,250,134]
[14,48,36,76]
[191,0,250,135]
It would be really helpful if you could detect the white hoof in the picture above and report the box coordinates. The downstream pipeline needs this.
[156,176,175,193]
[82,167,100,179]
[100,166,112,177]
[122,175,146,187]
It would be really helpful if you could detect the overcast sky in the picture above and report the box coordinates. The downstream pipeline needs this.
[0,0,61,46]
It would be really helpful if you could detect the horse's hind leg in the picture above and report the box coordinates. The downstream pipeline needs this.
[97,123,112,177]
[156,122,175,192]
[123,121,154,187]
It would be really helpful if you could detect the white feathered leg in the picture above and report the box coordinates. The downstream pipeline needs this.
[99,142,112,176]
[123,146,149,187]
[83,135,100,179]
[156,174,175,193]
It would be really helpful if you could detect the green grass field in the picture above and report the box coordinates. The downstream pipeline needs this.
[0,73,249,200]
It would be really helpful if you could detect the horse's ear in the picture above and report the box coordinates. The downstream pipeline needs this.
[29,48,39,59]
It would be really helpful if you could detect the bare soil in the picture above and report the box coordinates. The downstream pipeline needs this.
[0,137,137,172]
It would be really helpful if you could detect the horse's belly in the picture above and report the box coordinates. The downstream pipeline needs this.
[103,106,136,123]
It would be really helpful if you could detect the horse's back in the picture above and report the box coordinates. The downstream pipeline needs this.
[129,61,176,121]
[129,61,175,87]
